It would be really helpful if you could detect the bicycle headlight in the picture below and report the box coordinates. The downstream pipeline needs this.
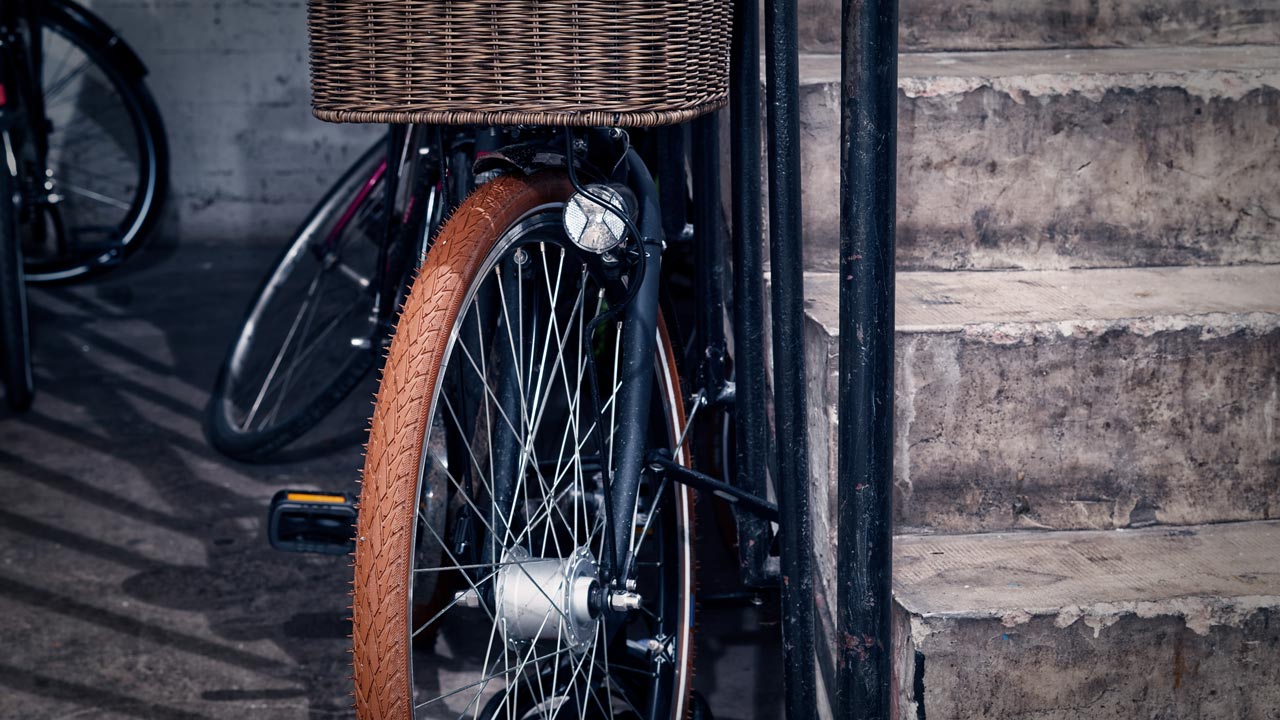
[563,184,628,254]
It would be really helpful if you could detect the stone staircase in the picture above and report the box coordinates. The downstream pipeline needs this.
[785,1,1280,717]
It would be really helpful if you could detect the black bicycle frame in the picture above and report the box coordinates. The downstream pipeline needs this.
[369,123,451,330]
[374,124,414,325]
[442,130,669,584]
[605,148,666,579]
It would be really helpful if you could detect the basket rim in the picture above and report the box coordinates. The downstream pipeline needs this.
[312,98,729,128]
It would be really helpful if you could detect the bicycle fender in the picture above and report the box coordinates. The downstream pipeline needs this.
[472,140,570,178]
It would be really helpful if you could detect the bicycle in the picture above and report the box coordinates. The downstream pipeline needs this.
[205,125,678,463]
[0,0,169,411]
[255,0,796,717]
[206,124,467,460]
[350,123,733,720]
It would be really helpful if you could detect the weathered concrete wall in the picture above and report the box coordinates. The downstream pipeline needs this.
[794,48,1280,272]
[891,522,1280,719]
[800,265,1280,537]
[895,605,1280,719]
[798,0,1280,53]
[83,1,381,245]
[790,265,1280,681]
[893,321,1280,533]
[87,5,1280,262]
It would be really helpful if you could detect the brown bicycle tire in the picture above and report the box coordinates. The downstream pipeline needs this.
[351,170,696,720]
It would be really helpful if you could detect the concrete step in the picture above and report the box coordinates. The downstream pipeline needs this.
[799,0,1280,53]
[794,264,1280,545]
[789,46,1280,272]
[881,520,1280,719]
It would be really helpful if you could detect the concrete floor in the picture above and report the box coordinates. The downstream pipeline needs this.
[0,243,782,719]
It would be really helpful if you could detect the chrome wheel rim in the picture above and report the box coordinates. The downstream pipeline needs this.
[219,149,392,434]
[405,208,692,720]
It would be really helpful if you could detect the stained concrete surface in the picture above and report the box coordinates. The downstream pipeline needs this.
[896,520,1280,618]
[892,522,1280,719]
[793,46,1280,271]
[83,0,381,245]
[896,605,1280,720]
[798,0,1280,53]
[79,0,1280,254]
[800,266,1280,537]
[0,242,781,719]
[785,265,1280,697]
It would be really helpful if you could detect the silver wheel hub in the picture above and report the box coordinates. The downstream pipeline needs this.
[495,547,599,649]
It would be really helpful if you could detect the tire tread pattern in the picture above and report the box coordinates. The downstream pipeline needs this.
[353,172,576,720]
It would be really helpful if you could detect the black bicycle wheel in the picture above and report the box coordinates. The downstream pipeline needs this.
[0,133,35,412]
[22,0,168,283]
[206,138,423,461]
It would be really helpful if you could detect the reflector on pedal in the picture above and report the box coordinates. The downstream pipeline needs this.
[268,489,357,555]
[285,492,347,504]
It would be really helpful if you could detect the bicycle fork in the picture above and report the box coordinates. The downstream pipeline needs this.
[481,146,668,590]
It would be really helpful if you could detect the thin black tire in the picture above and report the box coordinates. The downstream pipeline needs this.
[0,136,34,412]
[23,0,168,283]
[206,139,400,461]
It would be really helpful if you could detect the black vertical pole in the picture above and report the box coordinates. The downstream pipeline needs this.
[764,0,817,715]
[730,0,771,586]
[693,112,726,394]
[837,0,898,716]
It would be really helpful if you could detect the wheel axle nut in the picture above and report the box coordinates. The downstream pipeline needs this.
[608,590,642,612]
[454,589,481,609]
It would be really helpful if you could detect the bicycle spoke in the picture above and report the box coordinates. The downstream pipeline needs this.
[396,211,687,720]
[607,319,622,476]
[254,283,345,427]
[588,625,617,720]
[413,645,577,711]
[59,181,131,211]
[42,34,76,99]
[630,477,669,568]
[456,337,526,455]
[334,260,371,288]
[259,296,368,425]
[462,605,506,720]
[410,566,499,639]
[455,593,566,718]
[412,558,549,575]
[239,270,326,429]
[427,451,518,551]
[43,58,91,100]
[53,161,135,186]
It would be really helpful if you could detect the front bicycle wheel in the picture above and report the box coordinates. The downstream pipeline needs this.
[206,140,392,461]
[353,171,696,720]
[0,137,34,411]
[22,0,168,283]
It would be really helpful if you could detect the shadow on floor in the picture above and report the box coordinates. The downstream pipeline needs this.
[0,243,783,719]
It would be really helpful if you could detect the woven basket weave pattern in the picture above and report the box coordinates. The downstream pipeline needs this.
[308,0,732,127]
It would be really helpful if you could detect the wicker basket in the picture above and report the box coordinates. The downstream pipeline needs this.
[308,0,732,127]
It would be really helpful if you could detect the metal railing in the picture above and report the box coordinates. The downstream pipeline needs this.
[729,0,897,715]
[837,0,899,717]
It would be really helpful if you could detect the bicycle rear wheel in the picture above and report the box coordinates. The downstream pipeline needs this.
[0,132,34,412]
[206,140,393,460]
[352,171,696,720]
[22,0,168,283]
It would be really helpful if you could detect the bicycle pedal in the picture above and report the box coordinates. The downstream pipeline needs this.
[267,490,357,555]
